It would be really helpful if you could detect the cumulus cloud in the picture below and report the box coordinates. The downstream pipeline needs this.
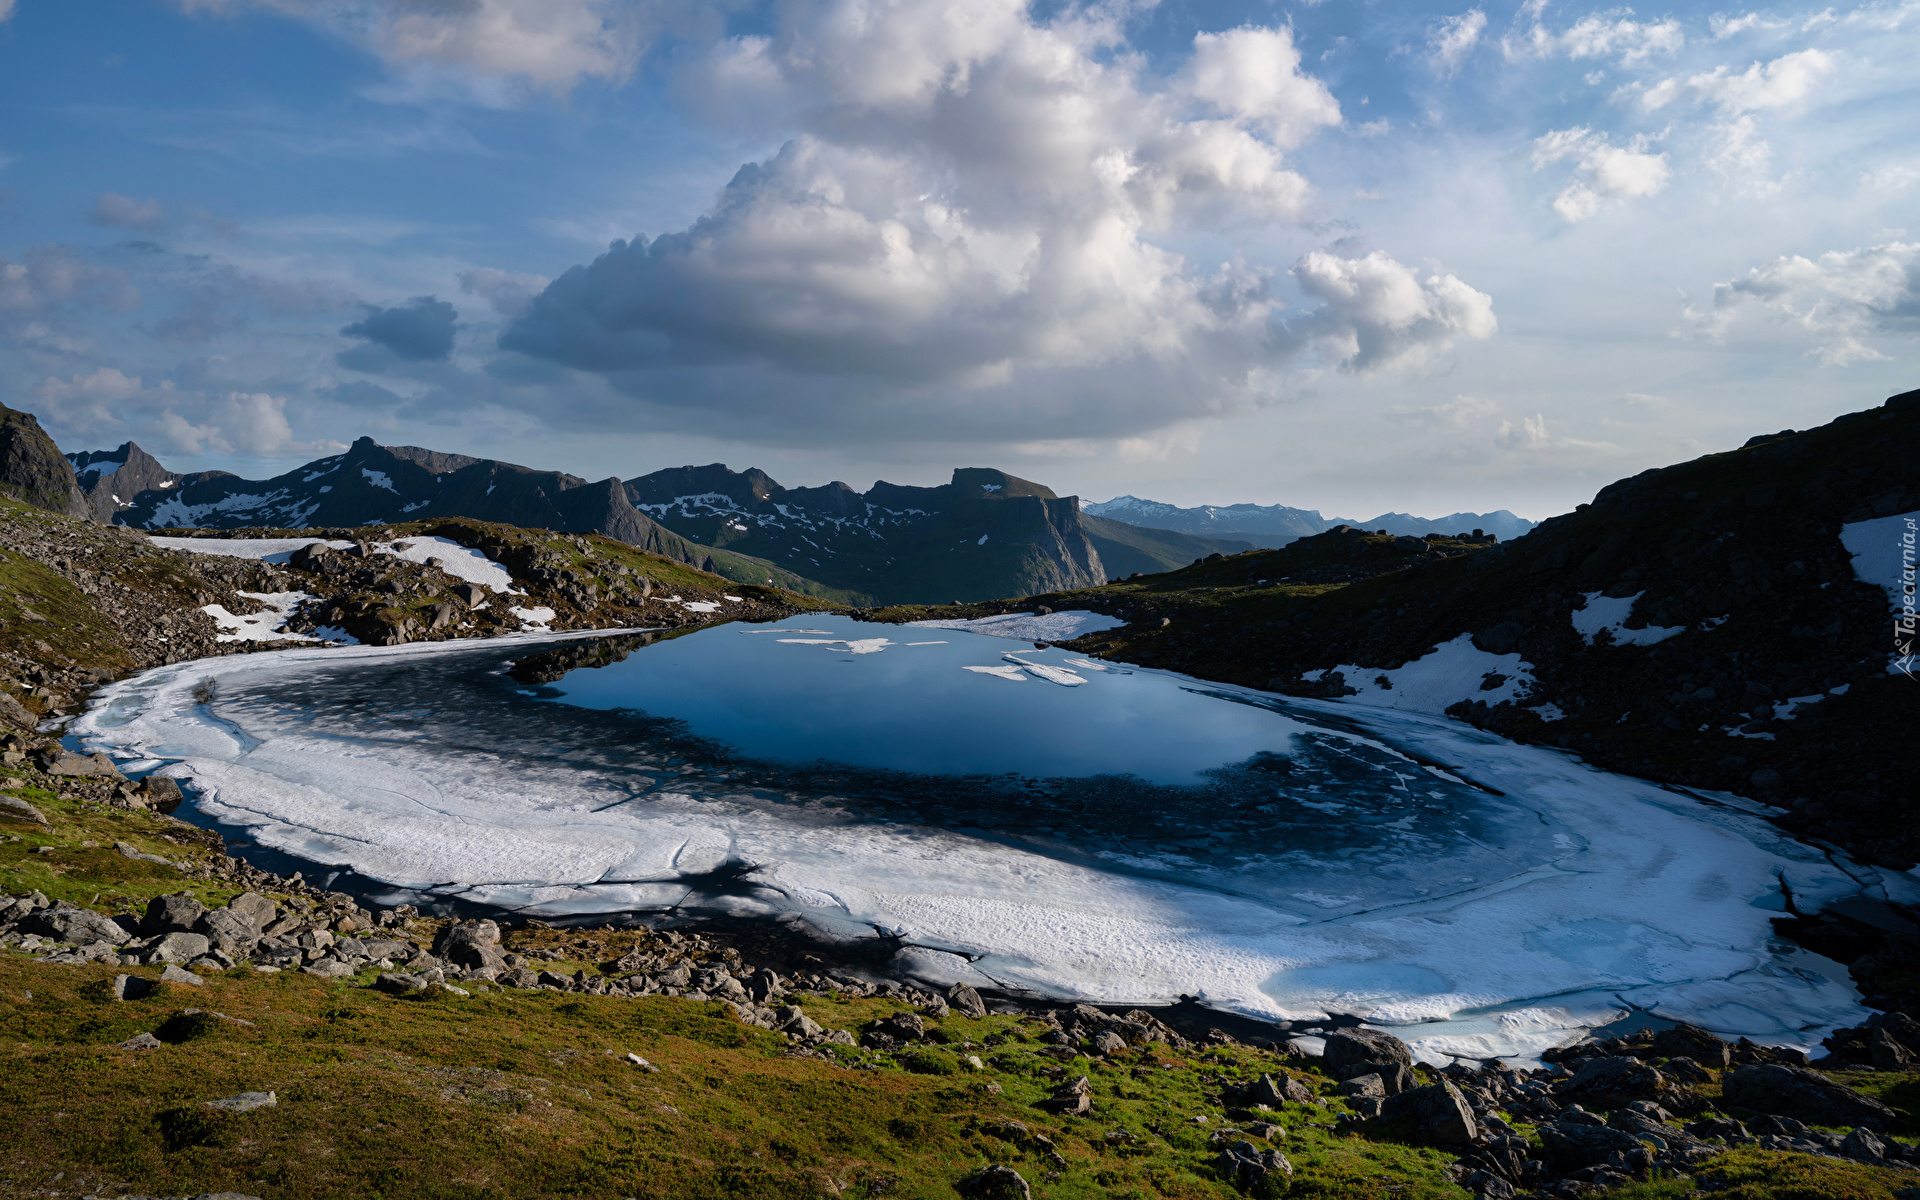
[1532,126,1671,222]
[179,0,649,93]
[1284,250,1497,371]
[460,267,549,317]
[1504,3,1684,64]
[87,193,167,230]
[33,366,344,459]
[499,0,1405,443]
[341,294,457,362]
[1387,393,1612,455]
[1690,240,1920,365]
[158,390,347,458]
[1643,48,1833,114]
[1429,9,1488,74]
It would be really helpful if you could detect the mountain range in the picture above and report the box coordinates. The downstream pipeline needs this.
[1083,495,1535,548]
[56,435,1251,605]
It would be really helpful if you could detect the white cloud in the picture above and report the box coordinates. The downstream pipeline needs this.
[1187,26,1344,147]
[0,246,142,353]
[1691,240,1920,365]
[1532,127,1672,222]
[1287,250,1498,371]
[0,1,15,22]
[87,193,167,230]
[1709,12,1786,38]
[1860,160,1920,195]
[179,0,650,93]
[33,367,144,435]
[1505,5,1684,64]
[1388,393,1501,428]
[499,2,1398,442]
[160,391,347,457]
[1644,48,1834,114]
[1430,9,1489,73]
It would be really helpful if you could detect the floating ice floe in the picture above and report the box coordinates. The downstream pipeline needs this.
[909,609,1127,642]
[962,664,1028,681]
[1002,653,1085,686]
[779,638,894,654]
[69,618,1914,1065]
[1571,591,1686,647]
[1305,633,1539,714]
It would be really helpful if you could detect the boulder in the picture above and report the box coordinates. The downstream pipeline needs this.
[152,932,212,963]
[1869,1027,1915,1072]
[1722,1064,1896,1130]
[22,904,131,946]
[1213,1140,1292,1195]
[948,982,988,1018]
[1340,1074,1387,1099]
[161,963,205,987]
[1651,1023,1731,1068]
[1092,1031,1126,1057]
[957,1165,1031,1200]
[432,920,507,971]
[38,749,124,778]
[142,893,207,936]
[111,974,155,1001]
[226,892,278,931]
[1539,1118,1648,1168]
[0,794,48,825]
[376,972,428,994]
[205,1091,277,1113]
[1841,1127,1888,1161]
[1325,1028,1415,1092]
[1559,1055,1666,1111]
[1381,1081,1479,1146]
[143,776,184,813]
[1240,1073,1314,1107]
[871,1011,925,1042]
[197,908,260,953]
[118,1031,164,1051]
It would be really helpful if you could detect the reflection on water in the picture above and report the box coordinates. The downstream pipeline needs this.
[218,615,1561,922]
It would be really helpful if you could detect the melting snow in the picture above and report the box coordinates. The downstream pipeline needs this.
[202,592,322,643]
[510,606,556,630]
[151,534,515,593]
[1571,592,1686,647]
[1307,634,1538,714]
[1840,510,1918,612]
[362,468,398,493]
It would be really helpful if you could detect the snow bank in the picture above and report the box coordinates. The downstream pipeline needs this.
[1571,591,1686,647]
[909,610,1127,641]
[1840,510,1918,612]
[1306,633,1539,713]
[151,533,515,593]
[202,592,324,643]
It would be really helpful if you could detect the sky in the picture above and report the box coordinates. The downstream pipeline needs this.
[0,0,1914,520]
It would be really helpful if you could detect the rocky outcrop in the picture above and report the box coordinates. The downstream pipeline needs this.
[1722,1064,1898,1129]
[67,441,186,523]
[0,403,89,518]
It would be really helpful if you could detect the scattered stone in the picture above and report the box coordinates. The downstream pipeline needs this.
[118,1031,163,1051]
[114,840,171,865]
[957,1164,1031,1200]
[141,893,207,936]
[1722,1064,1897,1130]
[111,973,154,1001]
[1214,1139,1293,1193]
[205,1091,277,1113]
[947,982,988,1018]
[1381,1081,1479,1146]
[160,963,204,987]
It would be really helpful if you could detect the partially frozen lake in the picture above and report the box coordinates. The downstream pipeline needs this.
[74,614,1903,1062]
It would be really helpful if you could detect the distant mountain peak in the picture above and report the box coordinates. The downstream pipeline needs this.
[1084,495,1534,548]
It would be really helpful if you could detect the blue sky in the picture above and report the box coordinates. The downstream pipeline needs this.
[0,0,1914,518]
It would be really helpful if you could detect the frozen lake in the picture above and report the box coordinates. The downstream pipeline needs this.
[73,614,1905,1063]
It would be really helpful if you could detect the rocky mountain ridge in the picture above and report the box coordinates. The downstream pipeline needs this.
[1085,494,1536,548]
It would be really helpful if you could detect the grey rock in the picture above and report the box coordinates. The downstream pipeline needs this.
[432,919,507,971]
[160,963,204,986]
[376,972,427,993]
[0,794,48,825]
[1651,1023,1731,1068]
[1381,1080,1479,1146]
[1213,1140,1293,1193]
[115,840,172,865]
[1559,1054,1666,1110]
[119,1031,164,1051]
[111,973,155,1001]
[872,1011,926,1042]
[205,1090,276,1112]
[1325,1027,1415,1089]
[1841,1126,1887,1161]
[1340,1073,1387,1099]
[42,750,124,778]
[151,931,211,963]
[655,963,693,988]
[1092,1031,1127,1056]
[1539,1119,1647,1168]
[957,1164,1031,1200]
[1869,1027,1915,1072]
[22,905,131,946]
[226,891,278,931]
[302,959,356,978]
[141,893,207,936]
[1722,1064,1897,1130]
[948,982,988,1018]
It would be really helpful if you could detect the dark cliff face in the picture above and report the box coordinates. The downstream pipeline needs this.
[1041,388,1920,868]
[67,442,186,523]
[0,404,89,519]
[624,463,1106,603]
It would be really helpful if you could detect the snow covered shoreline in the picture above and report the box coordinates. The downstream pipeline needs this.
[67,625,1907,1066]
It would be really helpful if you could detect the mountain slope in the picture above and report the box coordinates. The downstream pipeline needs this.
[1080,512,1254,577]
[921,388,1917,868]
[0,403,89,519]
[1085,495,1535,548]
[75,437,860,602]
[626,464,1106,604]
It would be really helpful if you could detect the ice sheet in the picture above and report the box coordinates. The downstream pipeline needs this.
[909,610,1127,641]
[1571,591,1685,647]
[70,624,1897,1062]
